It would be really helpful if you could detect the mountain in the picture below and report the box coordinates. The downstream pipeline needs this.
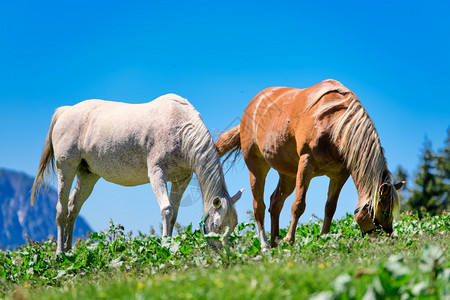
[0,168,92,249]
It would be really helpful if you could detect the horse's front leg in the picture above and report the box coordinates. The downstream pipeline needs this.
[167,174,192,235]
[284,155,312,245]
[321,173,349,234]
[148,166,173,236]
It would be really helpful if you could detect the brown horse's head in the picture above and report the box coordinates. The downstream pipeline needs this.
[355,181,405,235]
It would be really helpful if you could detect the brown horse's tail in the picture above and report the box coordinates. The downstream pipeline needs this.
[30,106,68,206]
[215,125,242,162]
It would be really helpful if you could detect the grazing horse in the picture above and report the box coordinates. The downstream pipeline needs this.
[216,79,404,249]
[31,94,242,253]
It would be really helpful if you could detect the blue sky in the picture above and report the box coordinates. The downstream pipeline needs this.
[1,1,449,234]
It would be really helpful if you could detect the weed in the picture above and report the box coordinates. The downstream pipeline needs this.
[0,212,448,299]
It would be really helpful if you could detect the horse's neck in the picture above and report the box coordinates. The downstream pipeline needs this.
[352,174,371,207]
[351,162,389,206]
[177,113,228,209]
[191,150,227,208]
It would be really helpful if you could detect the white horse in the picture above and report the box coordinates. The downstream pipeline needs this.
[31,94,242,253]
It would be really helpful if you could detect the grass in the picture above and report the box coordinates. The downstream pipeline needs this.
[1,212,449,299]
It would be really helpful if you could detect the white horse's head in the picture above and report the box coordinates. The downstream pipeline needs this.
[200,189,243,247]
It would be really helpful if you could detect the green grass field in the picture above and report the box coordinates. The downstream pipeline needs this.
[1,212,449,299]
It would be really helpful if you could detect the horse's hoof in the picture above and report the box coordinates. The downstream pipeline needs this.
[261,244,270,252]
[283,236,294,244]
[253,255,263,261]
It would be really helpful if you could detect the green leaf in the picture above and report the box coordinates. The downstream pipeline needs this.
[108,257,123,268]
[309,291,334,300]
[419,244,444,273]
[333,273,352,295]
[169,241,181,255]
[385,255,410,278]
[412,281,428,296]
[54,270,66,280]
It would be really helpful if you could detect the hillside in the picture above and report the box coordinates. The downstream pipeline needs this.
[0,168,92,249]
[1,213,448,299]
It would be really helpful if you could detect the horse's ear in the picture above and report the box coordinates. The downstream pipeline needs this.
[213,197,222,209]
[231,188,244,204]
[379,182,391,196]
[394,181,405,190]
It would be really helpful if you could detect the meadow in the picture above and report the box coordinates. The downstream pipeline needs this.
[1,212,448,299]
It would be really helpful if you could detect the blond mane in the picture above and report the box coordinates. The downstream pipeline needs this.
[309,80,399,220]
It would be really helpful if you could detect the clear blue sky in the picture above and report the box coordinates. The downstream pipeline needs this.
[1,1,449,234]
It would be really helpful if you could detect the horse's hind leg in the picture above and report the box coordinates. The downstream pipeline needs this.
[285,155,312,245]
[269,173,296,247]
[246,153,271,250]
[321,173,349,234]
[65,167,100,247]
[56,163,99,254]
[55,162,77,254]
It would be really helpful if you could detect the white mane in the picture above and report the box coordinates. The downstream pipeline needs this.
[179,114,228,208]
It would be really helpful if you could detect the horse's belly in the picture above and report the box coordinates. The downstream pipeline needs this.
[86,159,150,186]
[101,172,149,186]
[260,139,299,177]
[84,155,191,186]
[265,155,299,177]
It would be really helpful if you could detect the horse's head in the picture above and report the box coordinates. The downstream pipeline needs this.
[200,189,243,247]
[355,181,405,235]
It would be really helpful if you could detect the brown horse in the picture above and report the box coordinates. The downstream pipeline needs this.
[216,79,404,249]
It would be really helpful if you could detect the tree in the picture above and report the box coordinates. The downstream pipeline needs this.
[434,129,450,209]
[394,165,408,210]
[405,132,449,218]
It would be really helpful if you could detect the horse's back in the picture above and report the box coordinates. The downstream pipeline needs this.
[50,95,198,185]
[53,95,195,142]
[240,87,306,176]
[240,80,351,176]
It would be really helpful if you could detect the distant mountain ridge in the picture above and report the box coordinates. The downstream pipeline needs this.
[0,168,92,249]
